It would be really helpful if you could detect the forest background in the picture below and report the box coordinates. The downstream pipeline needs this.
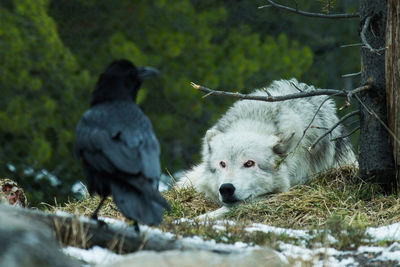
[0,0,360,205]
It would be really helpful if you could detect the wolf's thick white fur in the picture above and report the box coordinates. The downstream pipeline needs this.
[178,79,357,216]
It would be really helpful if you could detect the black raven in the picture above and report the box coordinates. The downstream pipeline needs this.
[74,59,170,230]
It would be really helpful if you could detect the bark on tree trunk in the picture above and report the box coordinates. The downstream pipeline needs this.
[359,0,395,191]
[386,0,400,187]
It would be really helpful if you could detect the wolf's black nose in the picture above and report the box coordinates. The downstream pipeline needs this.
[219,183,235,197]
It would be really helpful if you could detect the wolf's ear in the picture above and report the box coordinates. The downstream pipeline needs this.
[273,132,296,156]
[204,128,221,154]
[205,128,221,144]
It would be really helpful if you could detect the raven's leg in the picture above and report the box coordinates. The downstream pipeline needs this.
[91,195,107,221]
[133,221,140,232]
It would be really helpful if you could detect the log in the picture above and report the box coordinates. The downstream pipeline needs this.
[0,204,249,254]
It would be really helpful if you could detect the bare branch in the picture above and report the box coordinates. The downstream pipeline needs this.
[259,0,359,19]
[355,94,400,147]
[191,82,370,102]
[293,96,339,153]
[309,111,360,151]
[341,72,361,78]
[346,84,369,99]
[290,80,303,92]
[360,16,387,54]
[191,82,369,155]
[310,125,329,130]
[330,126,360,142]
[340,43,363,48]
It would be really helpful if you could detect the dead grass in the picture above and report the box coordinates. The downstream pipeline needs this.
[162,185,220,218]
[49,166,400,250]
[48,196,127,222]
[225,166,400,229]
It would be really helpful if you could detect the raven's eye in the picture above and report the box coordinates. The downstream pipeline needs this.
[243,160,255,168]
[219,161,226,168]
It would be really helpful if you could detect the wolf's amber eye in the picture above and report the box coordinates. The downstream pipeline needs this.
[219,161,226,168]
[243,160,255,168]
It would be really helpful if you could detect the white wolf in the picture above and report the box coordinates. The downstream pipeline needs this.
[177,79,357,218]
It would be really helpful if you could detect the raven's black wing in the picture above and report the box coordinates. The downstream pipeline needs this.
[75,101,161,183]
[75,101,169,225]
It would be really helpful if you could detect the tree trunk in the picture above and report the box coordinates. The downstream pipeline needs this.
[359,0,395,191]
[386,0,400,187]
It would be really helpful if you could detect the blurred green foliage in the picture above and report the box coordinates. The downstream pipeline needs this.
[0,0,359,206]
[0,0,92,205]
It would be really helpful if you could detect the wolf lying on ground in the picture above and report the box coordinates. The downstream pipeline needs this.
[177,79,357,219]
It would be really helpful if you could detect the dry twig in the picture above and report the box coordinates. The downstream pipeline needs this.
[360,16,387,54]
[309,111,360,151]
[259,0,359,19]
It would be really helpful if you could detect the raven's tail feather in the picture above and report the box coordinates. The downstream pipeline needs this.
[110,179,170,226]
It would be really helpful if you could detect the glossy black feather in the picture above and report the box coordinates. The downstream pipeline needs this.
[74,59,169,226]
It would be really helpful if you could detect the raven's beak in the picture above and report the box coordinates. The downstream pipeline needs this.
[138,66,160,80]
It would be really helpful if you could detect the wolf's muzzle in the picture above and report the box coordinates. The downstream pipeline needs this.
[219,183,238,204]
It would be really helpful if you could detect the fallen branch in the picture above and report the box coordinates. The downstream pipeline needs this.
[259,0,359,19]
[309,111,360,151]
[1,205,248,254]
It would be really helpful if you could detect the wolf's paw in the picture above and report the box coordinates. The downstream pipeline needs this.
[195,206,230,221]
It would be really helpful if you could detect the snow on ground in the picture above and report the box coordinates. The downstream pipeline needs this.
[63,246,124,266]
[367,222,400,241]
[63,217,400,266]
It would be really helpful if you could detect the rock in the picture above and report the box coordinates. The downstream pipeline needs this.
[0,204,79,267]
[98,248,288,267]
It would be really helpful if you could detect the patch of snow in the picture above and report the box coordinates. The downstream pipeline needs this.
[7,163,16,172]
[173,217,191,224]
[159,181,169,192]
[35,169,61,186]
[376,250,400,264]
[337,257,358,267]
[71,181,89,198]
[367,223,400,241]
[245,223,310,239]
[388,242,400,252]
[140,224,176,239]
[24,167,34,176]
[215,219,237,226]
[212,225,226,231]
[357,246,384,254]
[63,246,123,266]
[373,242,400,264]
[61,213,400,266]
[55,210,73,217]
[99,216,129,228]
[279,243,313,261]
[234,241,251,249]
[279,243,356,267]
